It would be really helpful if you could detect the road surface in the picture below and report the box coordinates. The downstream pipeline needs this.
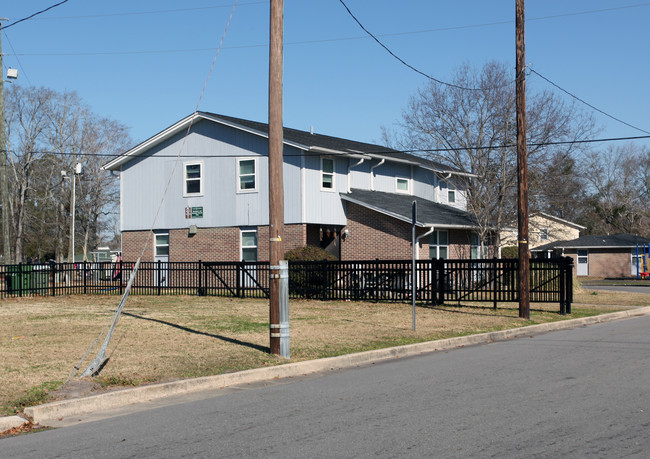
[3,315,650,457]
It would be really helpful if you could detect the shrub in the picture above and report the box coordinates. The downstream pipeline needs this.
[501,246,518,259]
[285,246,337,262]
[285,246,337,299]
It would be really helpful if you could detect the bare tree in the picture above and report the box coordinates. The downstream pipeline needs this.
[384,61,597,252]
[580,144,650,236]
[4,85,132,262]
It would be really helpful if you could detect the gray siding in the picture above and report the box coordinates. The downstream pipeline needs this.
[121,120,303,231]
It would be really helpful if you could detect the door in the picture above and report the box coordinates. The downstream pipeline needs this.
[154,232,169,287]
[577,249,588,276]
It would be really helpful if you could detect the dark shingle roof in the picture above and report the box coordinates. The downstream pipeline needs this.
[533,233,650,251]
[206,112,456,172]
[341,189,479,228]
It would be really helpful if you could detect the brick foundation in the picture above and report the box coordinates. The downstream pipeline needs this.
[122,224,307,262]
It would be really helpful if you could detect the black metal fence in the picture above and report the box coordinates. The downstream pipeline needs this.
[0,257,573,312]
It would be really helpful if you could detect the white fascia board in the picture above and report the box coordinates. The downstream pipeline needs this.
[309,146,368,159]
[102,112,200,171]
[102,111,309,171]
[366,153,420,166]
[555,245,640,250]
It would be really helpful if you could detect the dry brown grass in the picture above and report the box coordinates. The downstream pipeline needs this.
[1,289,645,415]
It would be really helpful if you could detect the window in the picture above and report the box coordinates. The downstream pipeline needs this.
[238,159,257,192]
[448,186,456,204]
[470,233,480,259]
[154,232,169,257]
[184,162,202,196]
[539,228,549,241]
[321,158,334,190]
[429,230,449,259]
[396,177,410,193]
[241,229,258,262]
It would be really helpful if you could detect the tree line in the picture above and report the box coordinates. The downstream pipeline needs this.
[384,61,650,250]
[1,85,132,264]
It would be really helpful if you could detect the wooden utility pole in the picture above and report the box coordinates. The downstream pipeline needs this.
[0,20,12,264]
[515,0,530,319]
[268,0,285,355]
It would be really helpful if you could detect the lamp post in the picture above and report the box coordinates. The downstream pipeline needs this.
[63,162,83,267]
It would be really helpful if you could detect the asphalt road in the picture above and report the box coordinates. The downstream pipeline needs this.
[4,316,650,458]
[586,284,650,295]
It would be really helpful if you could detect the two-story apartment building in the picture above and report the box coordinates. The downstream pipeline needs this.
[103,112,484,262]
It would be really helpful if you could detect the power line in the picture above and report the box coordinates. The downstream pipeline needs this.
[0,0,70,31]
[3,134,648,159]
[337,0,487,91]
[530,69,650,136]
[1,32,32,86]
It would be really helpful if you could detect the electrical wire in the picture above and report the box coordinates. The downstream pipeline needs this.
[530,69,650,136]
[337,0,492,91]
[3,134,648,159]
[1,32,32,86]
[0,0,70,31]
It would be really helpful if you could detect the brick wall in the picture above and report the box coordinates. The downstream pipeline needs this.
[341,203,431,260]
[122,224,307,262]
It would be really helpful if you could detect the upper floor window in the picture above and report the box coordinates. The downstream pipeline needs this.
[184,162,202,196]
[448,185,456,204]
[539,228,549,241]
[238,158,257,192]
[321,158,335,190]
[396,177,410,193]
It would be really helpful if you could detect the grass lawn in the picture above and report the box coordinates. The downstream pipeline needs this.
[1,288,647,416]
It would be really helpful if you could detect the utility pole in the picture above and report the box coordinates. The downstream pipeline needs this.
[515,0,530,319]
[0,19,12,263]
[268,0,285,355]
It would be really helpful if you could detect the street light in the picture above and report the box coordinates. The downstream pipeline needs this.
[62,162,83,265]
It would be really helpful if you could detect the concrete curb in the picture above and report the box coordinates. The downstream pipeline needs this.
[0,415,29,432]
[14,306,650,426]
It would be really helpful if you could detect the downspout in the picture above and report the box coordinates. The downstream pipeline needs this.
[370,159,385,191]
[347,158,365,193]
[415,227,435,259]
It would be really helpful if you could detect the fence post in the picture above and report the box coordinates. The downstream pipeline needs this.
[119,259,124,295]
[374,258,380,303]
[18,262,23,298]
[157,260,161,296]
[492,257,498,310]
[565,257,573,314]
[235,262,241,298]
[49,261,56,296]
[198,260,203,296]
[321,261,328,301]
[559,258,566,315]
[83,260,88,294]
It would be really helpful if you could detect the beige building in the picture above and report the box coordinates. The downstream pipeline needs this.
[500,212,585,250]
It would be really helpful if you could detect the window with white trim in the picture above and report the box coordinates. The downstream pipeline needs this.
[396,177,410,193]
[448,185,456,204]
[238,158,257,192]
[429,230,449,259]
[321,157,335,190]
[154,232,169,257]
[240,229,258,262]
[184,162,202,196]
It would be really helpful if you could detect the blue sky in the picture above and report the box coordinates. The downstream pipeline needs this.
[2,0,649,150]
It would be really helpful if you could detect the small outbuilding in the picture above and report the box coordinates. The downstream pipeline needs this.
[532,233,650,278]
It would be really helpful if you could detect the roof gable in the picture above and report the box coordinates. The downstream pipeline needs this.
[103,111,461,174]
